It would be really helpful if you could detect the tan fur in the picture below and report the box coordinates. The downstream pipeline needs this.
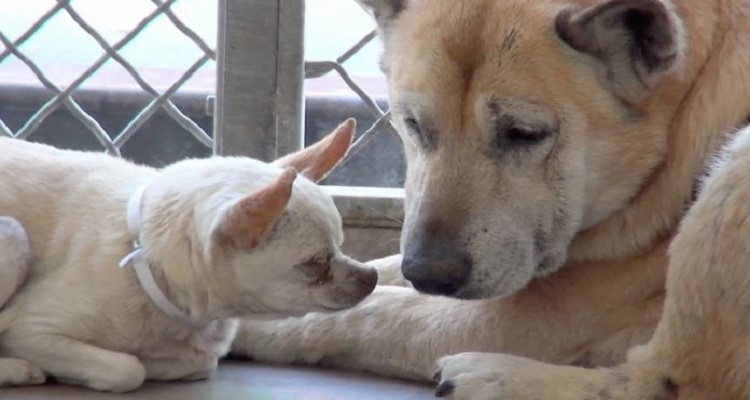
[433,127,750,399]
[0,119,377,392]
[230,0,750,398]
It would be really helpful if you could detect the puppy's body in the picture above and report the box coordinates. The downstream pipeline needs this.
[0,141,231,390]
[0,120,376,392]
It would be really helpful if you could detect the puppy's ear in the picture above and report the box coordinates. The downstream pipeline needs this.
[555,0,684,102]
[212,167,297,251]
[272,118,355,183]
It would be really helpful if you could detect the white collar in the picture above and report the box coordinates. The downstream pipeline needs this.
[118,184,203,326]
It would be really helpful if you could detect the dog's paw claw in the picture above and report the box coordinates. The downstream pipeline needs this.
[432,352,525,399]
[435,380,455,398]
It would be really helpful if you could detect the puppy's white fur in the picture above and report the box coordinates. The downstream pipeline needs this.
[0,119,376,392]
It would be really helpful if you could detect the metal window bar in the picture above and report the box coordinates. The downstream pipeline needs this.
[214,0,305,160]
[213,0,404,234]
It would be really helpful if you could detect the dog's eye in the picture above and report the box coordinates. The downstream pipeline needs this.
[505,126,549,146]
[404,117,422,136]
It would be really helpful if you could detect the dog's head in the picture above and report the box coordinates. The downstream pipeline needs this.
[146,119,377,316]
[358,0,686,298]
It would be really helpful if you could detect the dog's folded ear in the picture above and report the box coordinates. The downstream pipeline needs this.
[356,0,412,73]
[555,0,684,103]
[272,118,355,183]
[211,167,297,252]
[356,0,408,30]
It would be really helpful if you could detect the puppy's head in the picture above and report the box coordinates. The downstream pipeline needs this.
[146,119,377,316]
[358,0,686,299]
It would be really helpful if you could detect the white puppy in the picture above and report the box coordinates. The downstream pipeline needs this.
[0,119,377,392]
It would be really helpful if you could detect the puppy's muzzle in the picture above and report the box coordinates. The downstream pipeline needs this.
[354,266,378,295]
[335,258,378,307]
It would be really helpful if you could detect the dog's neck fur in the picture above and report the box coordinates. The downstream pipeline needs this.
[568,0,750,265]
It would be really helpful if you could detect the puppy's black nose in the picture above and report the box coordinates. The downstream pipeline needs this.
[356,266,378,294]
[401,249,471,296]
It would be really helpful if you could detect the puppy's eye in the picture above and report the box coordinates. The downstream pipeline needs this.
[505,126,549,146]
[296,260,331,283]
[296,251,334,285]
[311,251,332,265]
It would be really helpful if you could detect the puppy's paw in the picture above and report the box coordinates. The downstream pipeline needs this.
[84,354,146,393]
[0,358,47,387]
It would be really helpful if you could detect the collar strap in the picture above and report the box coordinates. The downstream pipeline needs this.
[119,184,202,326]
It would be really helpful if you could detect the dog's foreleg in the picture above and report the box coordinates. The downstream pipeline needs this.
[367,254,412,287]
[231,285,577,381]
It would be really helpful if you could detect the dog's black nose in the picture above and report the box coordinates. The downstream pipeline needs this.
[401,249,471,296]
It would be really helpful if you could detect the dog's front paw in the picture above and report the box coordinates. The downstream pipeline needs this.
[433,353,521,400]
[434,352,620,400]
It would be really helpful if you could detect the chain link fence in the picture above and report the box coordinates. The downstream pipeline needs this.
[304,29,396,166]
[0,0,215,156]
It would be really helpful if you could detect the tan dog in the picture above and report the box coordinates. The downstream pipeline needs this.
[0,119,377,392]
[229,0,750,397]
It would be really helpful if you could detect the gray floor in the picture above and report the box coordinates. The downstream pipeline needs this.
[2,361,434,399]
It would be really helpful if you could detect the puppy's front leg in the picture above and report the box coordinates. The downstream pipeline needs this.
[143,356,218,381]
[0,358,46,387]
[4,333,146,392]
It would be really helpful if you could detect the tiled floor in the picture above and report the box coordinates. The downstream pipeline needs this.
[2,361,434,400]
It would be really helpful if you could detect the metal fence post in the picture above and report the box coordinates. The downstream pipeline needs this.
[214,0,305,160]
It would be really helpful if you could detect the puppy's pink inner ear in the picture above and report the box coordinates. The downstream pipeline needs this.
[213,167,297,251]
[272,118,356,183]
